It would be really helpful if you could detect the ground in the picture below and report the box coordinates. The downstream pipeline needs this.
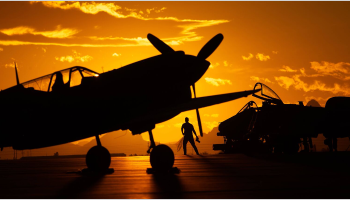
[0,153,350,198]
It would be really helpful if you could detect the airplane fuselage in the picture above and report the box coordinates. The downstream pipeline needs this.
[0,52,210,150]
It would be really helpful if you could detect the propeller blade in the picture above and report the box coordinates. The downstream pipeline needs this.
[147,33,175,54]
[197,33,224,60]
[192,84,204,137]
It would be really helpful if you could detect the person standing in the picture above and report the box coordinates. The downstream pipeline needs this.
[181,117,200,155]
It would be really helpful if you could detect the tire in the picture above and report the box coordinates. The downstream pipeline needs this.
[86,146,111,172]
[150,144,174,171]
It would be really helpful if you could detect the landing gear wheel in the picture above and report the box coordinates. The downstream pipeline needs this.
[86,146,111,172]
[150,144,174,171]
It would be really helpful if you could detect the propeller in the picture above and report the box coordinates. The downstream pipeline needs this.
[197,33,224,60]
[147,33,224,137]
[147,33,175,54]
[192,84,203,137]
[192,34,224,137]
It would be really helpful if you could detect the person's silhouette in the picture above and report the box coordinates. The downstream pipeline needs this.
[181,117,200,155]
[52,72,69,92]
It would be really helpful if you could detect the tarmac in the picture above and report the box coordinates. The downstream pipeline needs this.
[1,153,350,198]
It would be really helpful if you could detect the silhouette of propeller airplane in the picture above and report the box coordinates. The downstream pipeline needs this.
[0,33,260,172]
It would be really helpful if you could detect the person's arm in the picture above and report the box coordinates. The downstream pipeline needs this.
[192,124,198,138]
[181,124,184,135]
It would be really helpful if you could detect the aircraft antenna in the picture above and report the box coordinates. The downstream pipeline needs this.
[15,62,20,85]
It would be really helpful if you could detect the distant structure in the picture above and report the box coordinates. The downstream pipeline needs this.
[306,99,322,107]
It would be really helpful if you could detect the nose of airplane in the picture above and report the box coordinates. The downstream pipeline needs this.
[147,33,223,85]
[147,33,224,139]
[180,55,210,85]
[185,34,224,85]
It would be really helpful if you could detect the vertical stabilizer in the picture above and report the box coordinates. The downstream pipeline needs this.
[15,62,20,85]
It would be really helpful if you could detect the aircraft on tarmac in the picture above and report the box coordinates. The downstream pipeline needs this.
[0,33,259,172]
[213,82,350,154]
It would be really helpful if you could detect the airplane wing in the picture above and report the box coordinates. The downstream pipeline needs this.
[129,89,261,126]
[125,89,260,135]
[171,89,261,113]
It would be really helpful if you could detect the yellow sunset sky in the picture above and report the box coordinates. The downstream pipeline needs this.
[1,1,350,144]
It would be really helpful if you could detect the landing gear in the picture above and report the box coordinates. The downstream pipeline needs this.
[150,144,174,171]
[86,135,111,172]
[147,130,175,172]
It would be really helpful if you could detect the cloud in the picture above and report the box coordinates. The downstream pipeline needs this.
[57,56,74,62]
[112,53,121,57]
[0,2,228,49]
[0,47,3,51]
[89,36,151,46]
[1,2,229,48]
[0,26,34,35]
[146,7,166,14]
[209,62,219,69]
[0,40,154,47]
[173,123,182,128]
[242,53,253,61]
[272,51,278,54]
[55,50,93,63]
[4,63,15,68]
[204,121,219,131]
[310,61,350,80]
[42,47,46,53]
[274,76,295,89]
[156,124,165,128]
[90,34,203,47]
[222,61,232,67]
[0,25,80,38]
[279,65,298,72]
[32,2,229,45]
[255,53,270,61]
[205,77,232,86]
[275,61,350,95]
[35,1,126,18]
[250,76,273,84]
[78,55,93,62]
[204,114,219,117]
[275,74,350,95]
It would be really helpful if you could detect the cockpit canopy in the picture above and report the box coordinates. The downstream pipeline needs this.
[253,82,283,105]
[21,66,99,92]
[237,101,259,114]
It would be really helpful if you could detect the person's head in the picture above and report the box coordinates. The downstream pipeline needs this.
[185,117,189,122]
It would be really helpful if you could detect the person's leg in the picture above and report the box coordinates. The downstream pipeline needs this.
[183,137,188,155]
[189,137,200,155]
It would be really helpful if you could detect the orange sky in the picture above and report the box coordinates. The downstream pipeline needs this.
[1,2,350,145]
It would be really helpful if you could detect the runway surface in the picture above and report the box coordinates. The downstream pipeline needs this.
[1,153,350,198]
